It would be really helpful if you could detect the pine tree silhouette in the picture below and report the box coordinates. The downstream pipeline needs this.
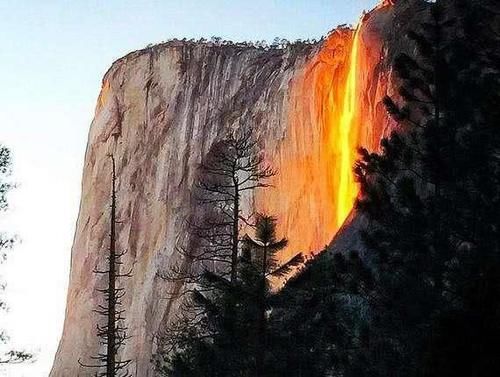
[241,214,301,376]
[353,1,500,375]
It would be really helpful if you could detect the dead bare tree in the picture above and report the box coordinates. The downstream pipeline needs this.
[79,155,133,377]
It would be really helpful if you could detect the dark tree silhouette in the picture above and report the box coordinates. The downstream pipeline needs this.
[159,214,300,377]
[268,249,373,377]
[266,3,500,377]
[164,129,275,290]
[79,156,133,377]
[241,214,301,377]
[157,129,275,362]
[352,1,500,376]
[156,131,284,376]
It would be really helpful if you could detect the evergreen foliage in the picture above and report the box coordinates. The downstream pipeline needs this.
[159,214,300,377]
[156,128,304,376]
[163,129,274,290]
[253,2,500,377]
[0,145,32,365]
[351,1,500,375]
[241,214,301,377]
[269,251,372,377]
[156,130,275,376]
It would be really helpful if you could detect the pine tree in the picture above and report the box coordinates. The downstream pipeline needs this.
[79,156,133,377]
[418,1,500,375]
[160,214,300,377]
[353,1,500,376]
[162,129,275,291]
[241,214,301,377]
[266,248,373,377]
[156,130,276,376]
[0,144,32,365]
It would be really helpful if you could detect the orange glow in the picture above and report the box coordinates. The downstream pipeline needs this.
[336,27,361,226]
[256,10,391,259]
[95,79,111,115]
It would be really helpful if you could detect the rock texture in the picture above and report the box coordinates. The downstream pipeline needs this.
[50,2,420,376]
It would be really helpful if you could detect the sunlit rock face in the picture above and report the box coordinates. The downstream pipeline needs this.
[50,2,406,376]
[257,3,396,261]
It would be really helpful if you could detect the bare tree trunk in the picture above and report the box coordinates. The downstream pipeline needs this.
[107,156,117,377]
[79,155,132,377]
[256,243,267,377]
[231,177,240,284]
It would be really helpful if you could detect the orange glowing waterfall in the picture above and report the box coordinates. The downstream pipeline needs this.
[256,15,389,260]
[336,26,361,226]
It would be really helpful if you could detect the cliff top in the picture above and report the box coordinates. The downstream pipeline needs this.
[101,36,326,85]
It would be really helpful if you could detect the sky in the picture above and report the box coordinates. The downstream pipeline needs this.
[0,1,378,375]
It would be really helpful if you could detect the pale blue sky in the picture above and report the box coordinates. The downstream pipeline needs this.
[0,1,378,376]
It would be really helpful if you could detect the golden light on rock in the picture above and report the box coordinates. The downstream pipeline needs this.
[257,15,390,259]
[336,26,361,227]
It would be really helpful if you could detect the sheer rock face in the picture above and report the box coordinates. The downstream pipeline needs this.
[51,41,316,377]
[50,3,409,376]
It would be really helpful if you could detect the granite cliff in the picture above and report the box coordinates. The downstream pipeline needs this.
[50,1,421,376]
